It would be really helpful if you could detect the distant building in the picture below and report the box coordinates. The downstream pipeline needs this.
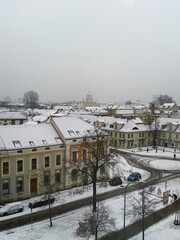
[94,117,151,149]
[0,112,27,125]
[76,92,100,108]
[160,103,179,114]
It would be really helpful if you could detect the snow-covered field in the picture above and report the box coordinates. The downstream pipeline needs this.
[0,148,180,240]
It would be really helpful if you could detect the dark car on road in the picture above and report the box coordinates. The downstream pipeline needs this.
[109,177,122,186]
[29,196,55,208]
[127,172,141,182]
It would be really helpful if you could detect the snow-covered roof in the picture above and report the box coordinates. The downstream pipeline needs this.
[0,124,63,150]
[106,105,119,109]
[51,117,96,139]
[23,121,38,125]
[0,112,27,120]
[53,105,73,111]
[162,103,176,108]
[98,117,148,132]
[132,118,143,124]
[119,119,148,132]
[157,118,180,126]
[117,105,133,110]
[33,115,49,122]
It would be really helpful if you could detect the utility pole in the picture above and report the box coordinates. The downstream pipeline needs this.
[142,187,145,240]
[123,183,130,240]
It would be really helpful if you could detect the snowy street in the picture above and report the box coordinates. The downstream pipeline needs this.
[0,148,179,239]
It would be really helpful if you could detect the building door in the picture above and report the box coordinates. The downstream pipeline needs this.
[30,178,37,194]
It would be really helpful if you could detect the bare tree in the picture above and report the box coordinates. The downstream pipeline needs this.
[125,100,133,105]
[23,90,39,108]
[152,94,175,107]
[76,203,116,240]
[149,116,161,148]
[38,168,62,227]
[127,188,157,240]
[67,129,117,238]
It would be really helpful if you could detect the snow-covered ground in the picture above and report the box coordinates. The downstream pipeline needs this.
[0,148,180,240]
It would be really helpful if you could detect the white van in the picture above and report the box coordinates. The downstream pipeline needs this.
[0,202,24,217]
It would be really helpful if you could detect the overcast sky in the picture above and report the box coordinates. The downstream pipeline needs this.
[1,0,180,104]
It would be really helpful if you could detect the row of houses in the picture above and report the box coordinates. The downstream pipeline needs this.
[1,113,180,203]
[93,116,180,149]
[0,117,109,203]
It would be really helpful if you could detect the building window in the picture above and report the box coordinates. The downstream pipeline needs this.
[2,181,9,195]
[44,172,50,186]
[100,147,104,156]
[71,169,78,181]
[17,160,23,172]
[55,171,61,183]
[55,137,61,143]
[72,151,77,161]
[13,140,21,148]
[32,158,37,170]
[68,130,75,136]
[83,149,87,161]
[3,162,9,175]
[17,179,23,192]
[45,156,50,168]
[91,148,97,158]
[29,141,34,146]
[42,140,47,145]
[100,166,105,175]
[56,155,61,166]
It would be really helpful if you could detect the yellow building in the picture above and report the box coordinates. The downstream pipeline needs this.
[0,117,109,203]
[0,123,65,203]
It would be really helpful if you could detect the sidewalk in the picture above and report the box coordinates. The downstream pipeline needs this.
[119,146,180,160]
[100,199,180,240]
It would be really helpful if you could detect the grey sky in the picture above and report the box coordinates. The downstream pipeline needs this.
[1,0,180,103]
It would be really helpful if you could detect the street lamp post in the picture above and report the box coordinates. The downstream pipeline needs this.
[123,183,130,240]
[130,158,136,173]
[165,180,167,191]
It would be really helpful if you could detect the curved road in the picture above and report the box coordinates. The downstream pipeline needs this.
[0,150,179,232]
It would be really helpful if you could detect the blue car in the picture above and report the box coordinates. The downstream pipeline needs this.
[127,172,141,182]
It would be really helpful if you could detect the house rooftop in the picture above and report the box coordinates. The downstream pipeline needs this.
[0,111,27,120]
[0,124,63,150]
[52,117,96,139]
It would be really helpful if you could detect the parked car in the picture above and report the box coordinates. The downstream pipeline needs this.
[29,195,55,208]
[109,177,122,186]
[127,172,141,182]
[0,202,24,217]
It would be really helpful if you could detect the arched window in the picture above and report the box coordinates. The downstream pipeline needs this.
[100,165,105,175]
[71,169,78,181]
[55,170,61,183]
[82,167,88,185]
